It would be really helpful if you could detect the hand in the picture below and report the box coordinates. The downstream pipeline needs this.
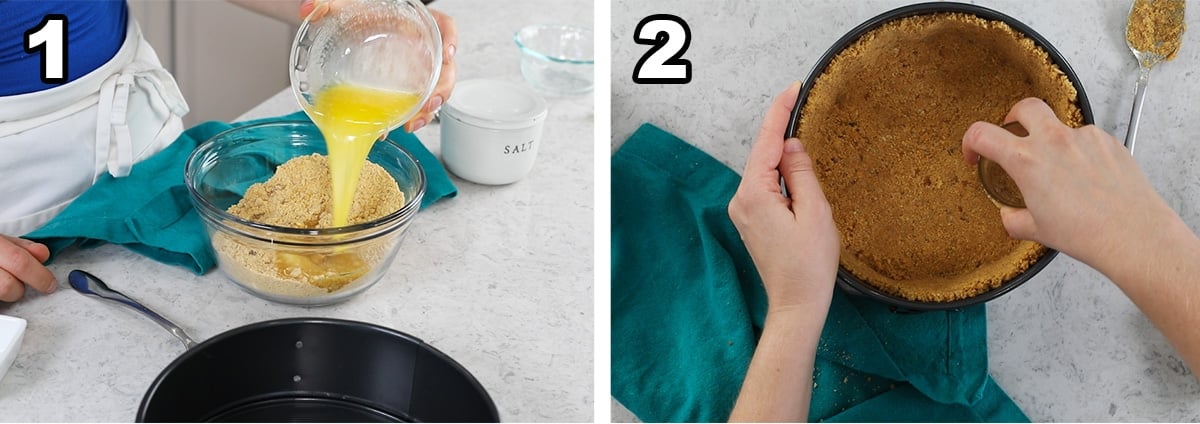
[405,8,456,132]
[298,1,458,133]
[0,235,56,302]
[961,97,1180,268]
[728,81,838,422]
[728,81,840,313]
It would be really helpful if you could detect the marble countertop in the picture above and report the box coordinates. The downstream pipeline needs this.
[0,0,594,421]
[611,0,1200,421]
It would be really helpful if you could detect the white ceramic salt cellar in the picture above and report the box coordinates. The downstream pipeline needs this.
[440,78,548,185]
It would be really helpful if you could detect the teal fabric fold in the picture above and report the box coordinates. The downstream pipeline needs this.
[611,123,1027,423]
[27,111,457,275]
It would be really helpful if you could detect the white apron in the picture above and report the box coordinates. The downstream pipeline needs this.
[0,18,188,236]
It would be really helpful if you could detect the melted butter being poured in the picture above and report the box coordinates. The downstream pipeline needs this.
[309,82,421,227]
[272,83,418,291]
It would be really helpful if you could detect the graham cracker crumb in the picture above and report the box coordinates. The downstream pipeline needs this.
[1126,0,1186,61]
[227,154,404,228]
[215,154,405,295]
[796,13,1083,302]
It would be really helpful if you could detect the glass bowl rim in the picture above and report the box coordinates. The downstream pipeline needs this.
[513,24,595,65]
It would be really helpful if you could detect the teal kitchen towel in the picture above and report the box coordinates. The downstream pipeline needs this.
[611,123,1027,422]
[27,111,457,274]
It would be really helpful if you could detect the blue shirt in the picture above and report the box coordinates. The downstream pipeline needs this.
[0,0,127,96]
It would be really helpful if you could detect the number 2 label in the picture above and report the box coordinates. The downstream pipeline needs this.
[24,15,69,84]
[632,14,692,84]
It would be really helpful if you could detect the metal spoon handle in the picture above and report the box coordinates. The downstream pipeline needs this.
[67,270,198,350]
[1125,65,1152,155]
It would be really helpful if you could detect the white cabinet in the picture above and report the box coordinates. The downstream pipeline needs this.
[128,0,295,126]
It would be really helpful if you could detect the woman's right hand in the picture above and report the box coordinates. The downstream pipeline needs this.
[961,97,1181,268]
[0,235,55,302]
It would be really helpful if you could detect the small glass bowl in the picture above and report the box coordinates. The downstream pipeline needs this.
[185,121,426,306]
[514,24,594,95]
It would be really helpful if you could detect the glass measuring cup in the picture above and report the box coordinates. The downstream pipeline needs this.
[291,0,442,227]
[290,0,443,131]
[977,122,1028,208]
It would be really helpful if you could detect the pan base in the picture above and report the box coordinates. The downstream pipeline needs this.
[204,396,410,423]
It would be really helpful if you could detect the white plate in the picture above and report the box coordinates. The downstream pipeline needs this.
[0,315,26,384]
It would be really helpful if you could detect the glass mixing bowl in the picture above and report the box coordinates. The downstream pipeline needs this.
[291,0,443,129]
[185,122,427,306]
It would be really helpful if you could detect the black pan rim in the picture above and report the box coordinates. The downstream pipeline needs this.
[135,317,500,422]
[783,1,1094,312]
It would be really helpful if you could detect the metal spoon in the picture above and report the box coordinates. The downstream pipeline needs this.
[67,270,198,350]
[1123,0,1186,154]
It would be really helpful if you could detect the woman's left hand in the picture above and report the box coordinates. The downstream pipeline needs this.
[405,8,457,133]
[728,81,840,313]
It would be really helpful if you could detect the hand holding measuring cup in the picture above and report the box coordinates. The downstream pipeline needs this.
[294,0,454,133]
[291,0,446,226]
[961,97,1178,268]
[299,0,457,132]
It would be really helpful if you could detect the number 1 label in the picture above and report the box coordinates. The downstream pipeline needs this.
[632,14,692,84]
[24,15,68,84]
